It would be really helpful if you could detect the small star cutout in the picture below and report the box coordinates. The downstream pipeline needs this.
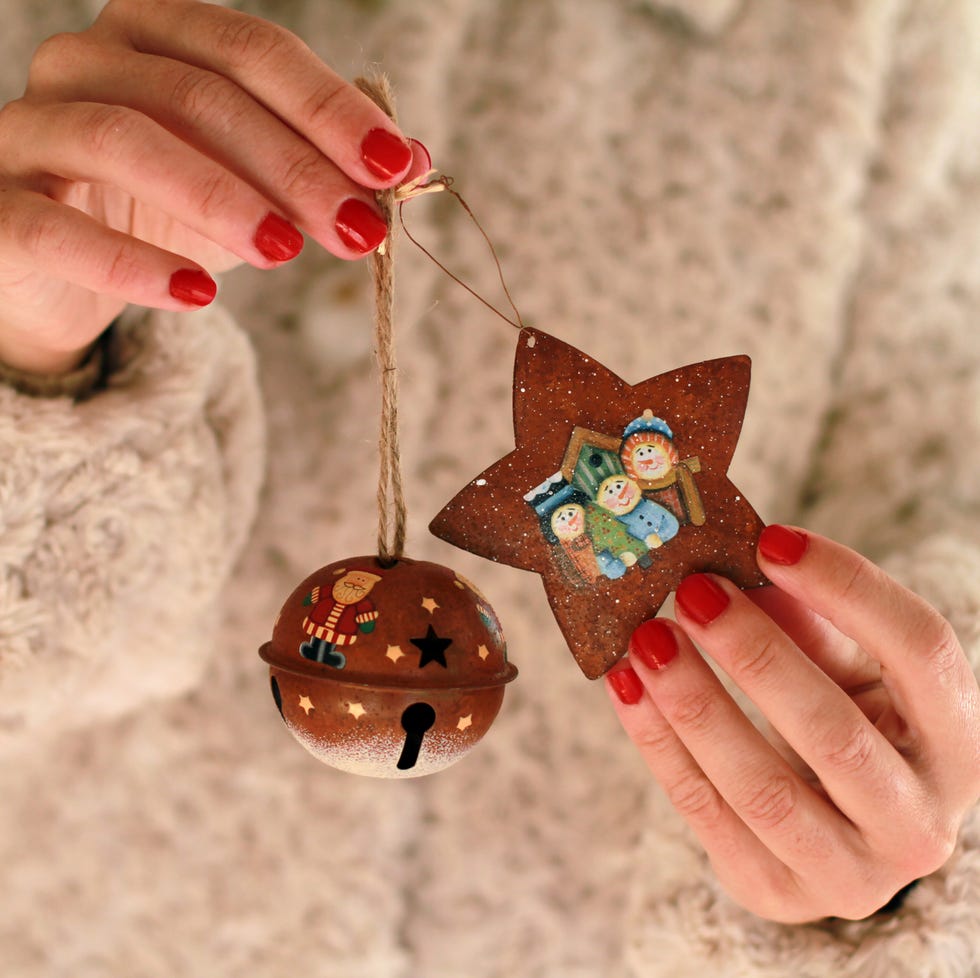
[477,644,490,661]
[457,714,473,731]
[421,597,440,614]
[386,645,405,663]
[430,327,766,680]
[298,695,314,715]
[347,702,366,719]
[410,625,453,669]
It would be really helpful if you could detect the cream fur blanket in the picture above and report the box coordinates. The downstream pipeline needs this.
[0,1,978,975]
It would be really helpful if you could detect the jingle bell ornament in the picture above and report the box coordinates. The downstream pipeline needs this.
[256,77,520,779]
[260,557,516,777]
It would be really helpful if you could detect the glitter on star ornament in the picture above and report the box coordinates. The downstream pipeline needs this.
[430,327,767,680]
[259,557,516,778]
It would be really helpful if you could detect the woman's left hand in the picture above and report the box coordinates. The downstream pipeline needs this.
[606,525,980,923]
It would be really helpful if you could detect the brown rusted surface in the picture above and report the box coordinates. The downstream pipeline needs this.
[259,556,516,777]
[430,327,767,680]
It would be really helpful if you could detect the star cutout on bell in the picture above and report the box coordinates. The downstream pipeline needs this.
[430,327,766,680]
[411,625,454,669]
[386,644,405,663]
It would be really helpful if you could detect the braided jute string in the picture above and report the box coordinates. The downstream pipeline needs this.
[356,73,527,563]
[356,74,406,564]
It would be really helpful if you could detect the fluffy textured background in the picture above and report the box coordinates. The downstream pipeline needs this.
[0,1,978,976]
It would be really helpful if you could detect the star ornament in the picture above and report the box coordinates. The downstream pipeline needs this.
[430,327,767,680]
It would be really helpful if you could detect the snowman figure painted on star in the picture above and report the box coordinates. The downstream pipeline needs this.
[621,411,679,483]
[596,473,680,551]
[549,498,602,583]
[619,409,707,527]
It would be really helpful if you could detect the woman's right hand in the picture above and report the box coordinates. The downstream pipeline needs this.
[0,0,425,374]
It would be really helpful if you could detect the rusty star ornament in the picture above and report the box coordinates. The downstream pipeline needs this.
[430,327,767,680]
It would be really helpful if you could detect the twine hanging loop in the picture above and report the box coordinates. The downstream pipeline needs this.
[357,74,407,564]
[355,73,528,563]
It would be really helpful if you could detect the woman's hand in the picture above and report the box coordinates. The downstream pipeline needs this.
[0,0,426,374]
[606,525,980,923]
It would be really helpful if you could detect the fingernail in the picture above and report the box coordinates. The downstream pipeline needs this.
[758,524,809,566]
[607,666,645,705]
[676,574,729,626]
[629,619,679,671]
[335,198,388,253]
[408,137,432,173]
[254,213,304,262]
[169,268,216,306]
[361,127,413,180]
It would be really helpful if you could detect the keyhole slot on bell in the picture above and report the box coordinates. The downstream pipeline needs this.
[397,702,436,771]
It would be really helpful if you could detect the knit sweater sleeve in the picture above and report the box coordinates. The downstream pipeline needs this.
[751,4,980,970]
[623,5,980,975]
[0,305,265,751]
[797,2,980,919]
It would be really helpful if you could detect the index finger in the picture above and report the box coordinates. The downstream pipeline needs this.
[100,0,413,188]
[757,526,978,758]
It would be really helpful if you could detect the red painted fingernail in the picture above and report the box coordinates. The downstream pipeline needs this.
[335,198,388,253]
[676,574,729,625]
[254,213,304,262]
[169,268,216,306]
[361,127,413,180]
[758,524,809,566]
[607,666,645,705]
[629,619,679,671]
[408,137,432,173]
